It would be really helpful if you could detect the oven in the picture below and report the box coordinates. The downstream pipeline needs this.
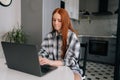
[89,40,108,56]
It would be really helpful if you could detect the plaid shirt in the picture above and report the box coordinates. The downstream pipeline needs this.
[38,30,82,74]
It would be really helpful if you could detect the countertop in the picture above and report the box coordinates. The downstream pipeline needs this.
[78,35,116,38]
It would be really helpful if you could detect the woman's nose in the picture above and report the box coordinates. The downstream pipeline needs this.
[55,20,59,24]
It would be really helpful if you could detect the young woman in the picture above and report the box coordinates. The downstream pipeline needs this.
[38,8,82,80]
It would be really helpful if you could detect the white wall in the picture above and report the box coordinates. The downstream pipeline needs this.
[42,0,60,39]
[0,0,21,58]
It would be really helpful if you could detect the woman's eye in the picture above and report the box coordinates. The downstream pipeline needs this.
[58,20,62,22]
[52,19,61,22]
[52,19,56,21]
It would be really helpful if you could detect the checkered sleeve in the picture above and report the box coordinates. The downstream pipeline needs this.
[38,35,50,58]
[64,32,80,67]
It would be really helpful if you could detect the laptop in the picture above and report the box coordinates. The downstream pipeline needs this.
[1,41,57,77]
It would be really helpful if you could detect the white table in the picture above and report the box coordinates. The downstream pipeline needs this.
[0,58,74,80]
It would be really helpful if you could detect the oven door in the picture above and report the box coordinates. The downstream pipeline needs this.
[89,40,108,56]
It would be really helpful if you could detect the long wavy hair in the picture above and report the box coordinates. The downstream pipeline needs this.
[52,8,77,58]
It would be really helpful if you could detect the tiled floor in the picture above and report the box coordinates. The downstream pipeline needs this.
[83,61,114,80]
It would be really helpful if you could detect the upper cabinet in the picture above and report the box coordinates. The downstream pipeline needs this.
[79,0,119,16]
[62,0,118,20]
[62,0,79,20]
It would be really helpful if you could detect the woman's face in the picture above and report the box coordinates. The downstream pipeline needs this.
[52,13,62,32]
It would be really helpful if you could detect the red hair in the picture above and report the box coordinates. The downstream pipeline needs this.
[52,8,77,58]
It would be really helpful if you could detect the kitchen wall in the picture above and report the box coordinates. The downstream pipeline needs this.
[72,16,118,36]
[0,0,21,58]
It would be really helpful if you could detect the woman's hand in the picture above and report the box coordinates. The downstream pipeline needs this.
[39,56,64,67]
[39,56,53,66]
